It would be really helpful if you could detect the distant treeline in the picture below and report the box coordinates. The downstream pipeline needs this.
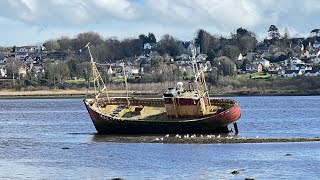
[38,25,320,64]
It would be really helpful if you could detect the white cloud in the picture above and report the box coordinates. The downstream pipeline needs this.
[0,0,319,46]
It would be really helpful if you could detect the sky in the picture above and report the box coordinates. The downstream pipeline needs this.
[0,0,320,46]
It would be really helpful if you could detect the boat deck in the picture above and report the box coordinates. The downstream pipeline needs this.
[95,104,221,122]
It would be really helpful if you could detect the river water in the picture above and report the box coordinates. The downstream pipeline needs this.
[0,96,319,179]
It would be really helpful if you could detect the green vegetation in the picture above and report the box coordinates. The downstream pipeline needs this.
[1,26,320,96]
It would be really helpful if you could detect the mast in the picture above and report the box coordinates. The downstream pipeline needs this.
[85,42,110,102]
[190,41,211,106]
[121,62,130,107]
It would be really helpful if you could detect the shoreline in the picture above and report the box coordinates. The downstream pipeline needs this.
[0,89,319,99]
[0,90,157,99]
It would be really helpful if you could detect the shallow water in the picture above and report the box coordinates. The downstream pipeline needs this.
[0,96,319,179]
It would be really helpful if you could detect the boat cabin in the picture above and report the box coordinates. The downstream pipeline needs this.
[163,82,209,118]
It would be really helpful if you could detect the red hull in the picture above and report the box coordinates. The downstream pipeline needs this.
[84,98,241,134]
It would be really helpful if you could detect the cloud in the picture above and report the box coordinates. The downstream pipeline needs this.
[0,0,319,46]
[0,0,138,25]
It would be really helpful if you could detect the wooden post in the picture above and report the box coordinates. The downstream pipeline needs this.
[233,122,239,134]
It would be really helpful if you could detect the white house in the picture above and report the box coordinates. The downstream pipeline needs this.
[313,41,320,49]
[282,70,302,77]
[253,58,270,68]
[15,52,28,60]
[196,54,208,62]
[237,53,243,61]
[107,66,113,75]
[304,70,320,77]
[16,47,28,53]
[125,66,139,75]
[0,64,7,77]
[176,54,189,61]
[291,64,312,73]
[245,64,262,73]
[143,43,156,50]
[311,56,320,64]
[284,57,303,66]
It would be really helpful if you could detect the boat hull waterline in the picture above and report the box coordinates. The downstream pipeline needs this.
[84,98,241,134]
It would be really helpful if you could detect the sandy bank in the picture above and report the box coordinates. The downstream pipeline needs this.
[92,135,320,144]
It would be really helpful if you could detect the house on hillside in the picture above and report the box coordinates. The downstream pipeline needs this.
[284,57,303,66]
[143,43,156,50]
[19,67,27,78]
[245,64,262,73]
[313,41,320,49]
[125,66,139,75]
[253,58,270,68]
[16,47,28,53]
[0,63,7,77]
[196,54,208,62]
[282,70,302,77]
[268,63,283,74]
[179,41,200,55]
[245,52,256,61]
[15,52,28,60]
[291,64,312,73]
[256,46,268,54]
[176,54,190,63]
[237,53,243,61]
[304,70,320,76]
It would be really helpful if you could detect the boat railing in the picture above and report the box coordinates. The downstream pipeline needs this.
[99,97,164,106]
[210,99,237,106]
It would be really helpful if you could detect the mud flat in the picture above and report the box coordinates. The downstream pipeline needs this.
[92,135,320,144]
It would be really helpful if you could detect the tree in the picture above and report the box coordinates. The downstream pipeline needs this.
[6,58,24,79]
[139,33,157,44]
[148,33,157,43]
[268,25,280,40]
[156,34,181,56]
[44,61,70,85]
[67,59,79,78]
[212,56,237,77]
[150,55,163,68]
[43,39,60,51]
[195,29,212,54]
[139,34,147,44]
[72,31,104,52]
[57,36,72,51]
[121,38,143,58]
[222,45,240,61]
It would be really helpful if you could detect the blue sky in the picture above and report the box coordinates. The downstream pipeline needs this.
[1,0,320,46]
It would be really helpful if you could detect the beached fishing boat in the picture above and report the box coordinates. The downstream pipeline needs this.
[83,42,241,134]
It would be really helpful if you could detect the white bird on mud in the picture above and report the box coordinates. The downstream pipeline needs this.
[160,137,164,141]
[175,134,180,138]
[217,134,221,138]
[200,134,203,138]
[165,134,169,138]
[155,138,159,141]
